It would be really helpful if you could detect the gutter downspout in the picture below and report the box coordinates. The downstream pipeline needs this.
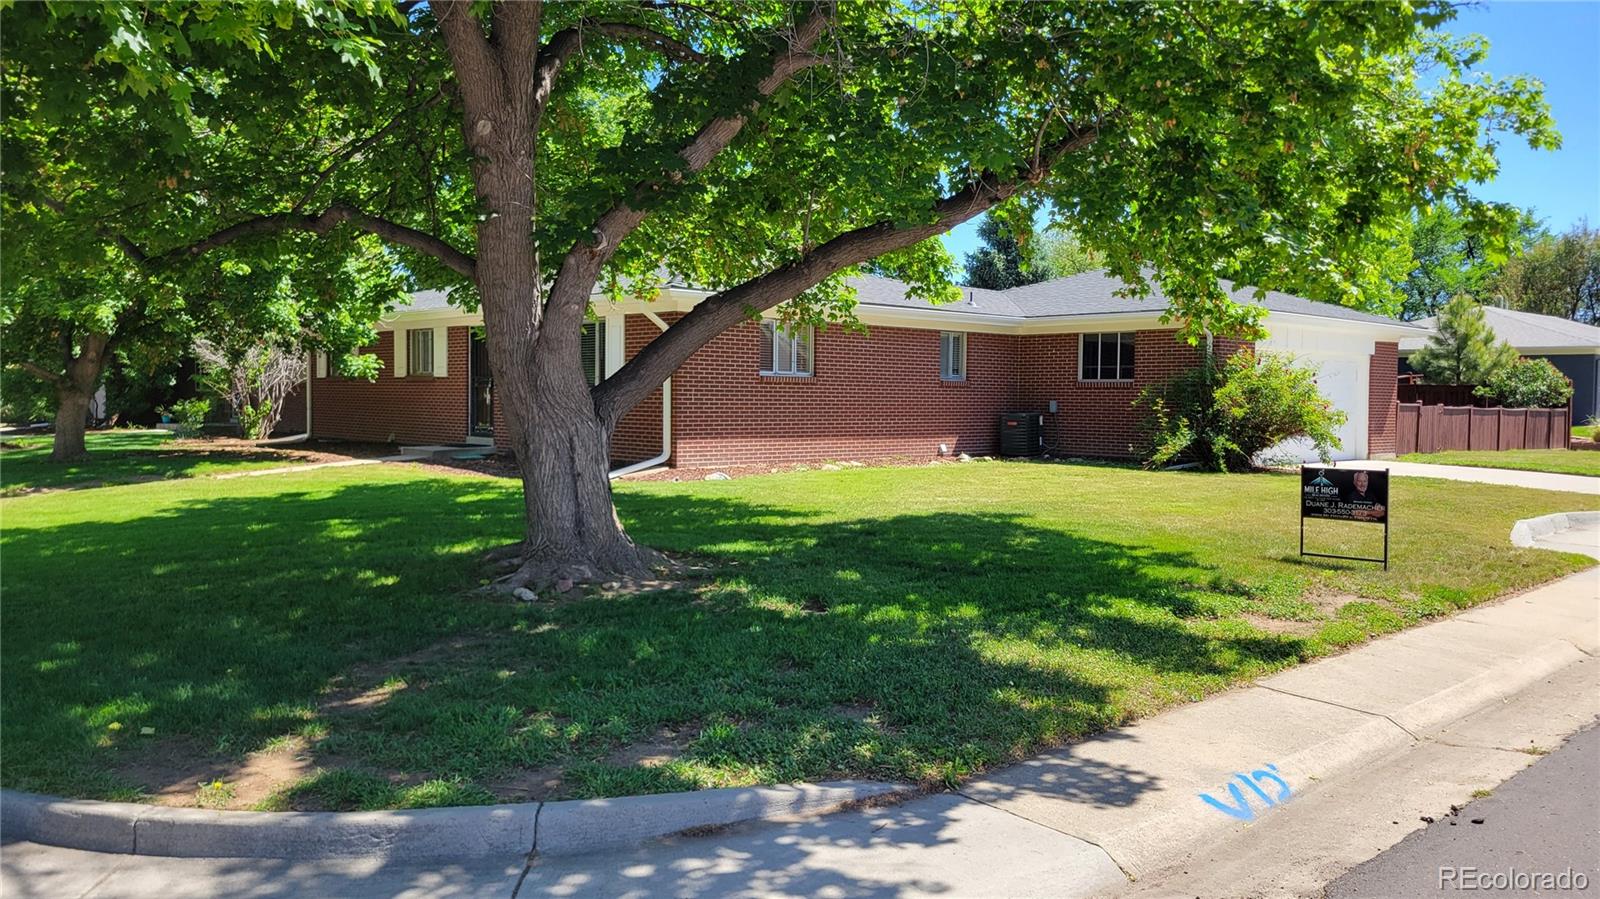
[257,362,313,446]
[608,310,673,479]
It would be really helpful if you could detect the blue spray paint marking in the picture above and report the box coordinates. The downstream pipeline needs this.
[1198,763,1292,821]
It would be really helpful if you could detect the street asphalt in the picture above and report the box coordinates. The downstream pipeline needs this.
[1325,722,1600,899]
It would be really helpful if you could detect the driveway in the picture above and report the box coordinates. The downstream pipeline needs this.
[1353,459,1600,495]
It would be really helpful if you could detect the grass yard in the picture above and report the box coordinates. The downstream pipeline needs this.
[0,431,312,494]
[1,459,1593,811]
[1398,449,1600,477]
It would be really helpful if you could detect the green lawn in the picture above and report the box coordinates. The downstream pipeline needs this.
[0,431,310,495]
[1399,449,1600,477]
[1,460,1593,810]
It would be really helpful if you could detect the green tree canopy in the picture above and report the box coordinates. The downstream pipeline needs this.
[1494,222,1600,324]
[1,3,416,457]
[1038,228,1107,280]
[1409,294,1520,385]
[4,0,1562,583]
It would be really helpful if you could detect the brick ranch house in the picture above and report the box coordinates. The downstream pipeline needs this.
[285,271,1425,470]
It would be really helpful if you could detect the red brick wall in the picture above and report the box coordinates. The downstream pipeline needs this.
[1017,331,1246,459]
[665,319,1022,467]
[1368,341,1399,457]
[306,318,1258,467]
[275,380,308,435]
[310,327,471,445]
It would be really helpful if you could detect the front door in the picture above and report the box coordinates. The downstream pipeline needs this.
[469,331,494,438]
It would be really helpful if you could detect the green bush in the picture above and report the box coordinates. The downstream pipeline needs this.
[160,397,212,438]
[1473,358,1573,409]
[1139,350,1347,472]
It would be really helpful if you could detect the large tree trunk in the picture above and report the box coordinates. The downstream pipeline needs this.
[48,332,110,463]
[493,342,664,590]
[50,383,93,462]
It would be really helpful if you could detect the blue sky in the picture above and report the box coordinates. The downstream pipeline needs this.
[942,1,1600,264]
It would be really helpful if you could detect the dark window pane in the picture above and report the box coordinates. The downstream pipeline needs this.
[1081,333,1099,379]
[1119,332,1135,380]
[760,321,774,372]
[579,323,597,384]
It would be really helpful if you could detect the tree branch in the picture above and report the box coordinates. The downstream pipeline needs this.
[13,360,65,387]
[592,127,1101,424]
[544,5,833,326]
[156,203,476,278]
[293,86,446,212]
[533,19,705,130]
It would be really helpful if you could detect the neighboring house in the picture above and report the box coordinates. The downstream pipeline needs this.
[1398,306,1600,424]
[292,271,1423,468]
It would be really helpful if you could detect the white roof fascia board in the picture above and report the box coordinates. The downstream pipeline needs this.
[1262,309,1427,341]
[380,308,481,330]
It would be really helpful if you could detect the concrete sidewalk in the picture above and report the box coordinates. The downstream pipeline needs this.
[1368,459,1599,495]
[513,568,1597,897]
[7,568,1595,898]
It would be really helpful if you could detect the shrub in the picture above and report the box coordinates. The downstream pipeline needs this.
[194,336,308,440]
[160,397,212,438]
[1473,358,1573,409]
[1139,350,1347,472]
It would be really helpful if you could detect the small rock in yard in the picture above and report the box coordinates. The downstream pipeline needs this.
[1471,818,1485,824]
[705,471,731,480]
[957,453,972,462]
[820,463,841,471]
[603,581,620,590]
[513,587,538,602]
[555,578,574,592]
[1420,815,1435,824]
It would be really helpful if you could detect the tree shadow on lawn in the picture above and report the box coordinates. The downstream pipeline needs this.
[0,436,301,494]
[1,477,1307,808]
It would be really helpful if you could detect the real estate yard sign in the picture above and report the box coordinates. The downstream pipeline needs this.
[1300,467,1390,569]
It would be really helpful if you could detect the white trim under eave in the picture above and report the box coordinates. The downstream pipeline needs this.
[371,288,1426,342]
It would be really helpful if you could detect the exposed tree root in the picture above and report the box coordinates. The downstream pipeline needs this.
[484,542,672,599]
[479,542,528,564]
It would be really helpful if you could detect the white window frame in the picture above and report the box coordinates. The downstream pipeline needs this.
[940,331,967,381]
[1079,332,1136,382]
[406,328,435,377]
[760,320,813,377]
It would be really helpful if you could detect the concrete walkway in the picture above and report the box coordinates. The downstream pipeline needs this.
[9,565,1593,898]
[211,458,379,480]
[1366,459,1599,495]
[1535,519,1600,559]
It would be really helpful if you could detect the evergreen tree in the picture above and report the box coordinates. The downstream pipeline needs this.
[963,218,1050,290]
[1409,295,1519,385]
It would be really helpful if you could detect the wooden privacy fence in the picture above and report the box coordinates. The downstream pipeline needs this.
[1396,383,1484,407]
[1394,402,1572,454]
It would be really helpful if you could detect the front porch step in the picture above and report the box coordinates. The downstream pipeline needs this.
[385,444,482,462]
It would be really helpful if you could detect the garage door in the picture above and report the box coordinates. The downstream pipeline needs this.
[1258,355,1365,464]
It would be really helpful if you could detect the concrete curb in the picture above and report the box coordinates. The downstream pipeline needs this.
[0,780,913,862]
[1510,510,1600,548]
